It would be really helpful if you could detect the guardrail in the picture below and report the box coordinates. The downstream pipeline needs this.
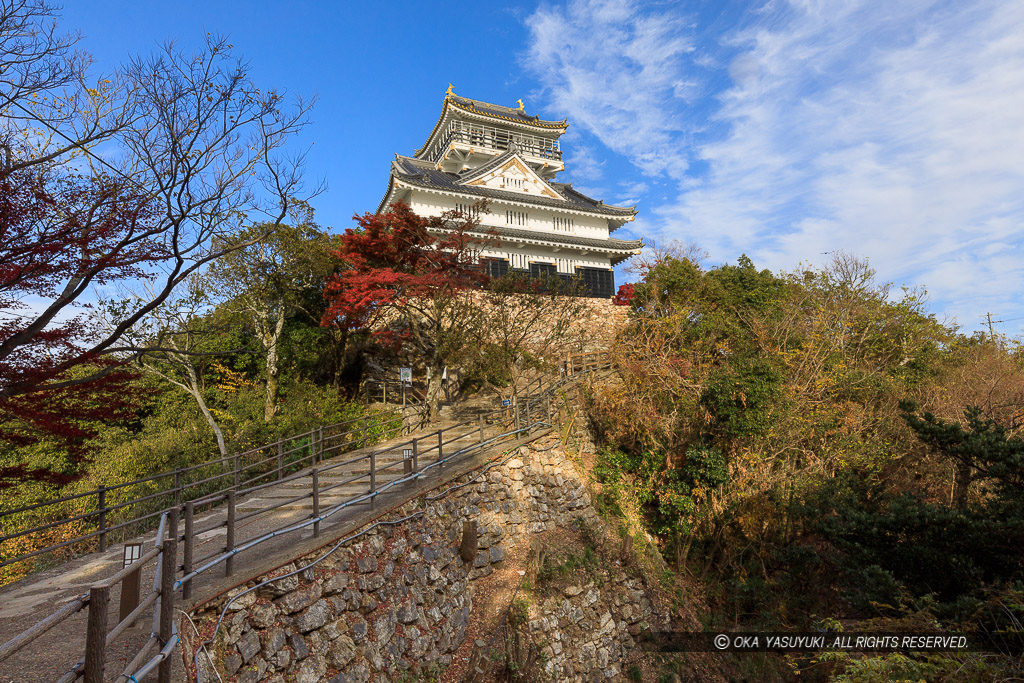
[0,405,420,576]
[0,351,611,682]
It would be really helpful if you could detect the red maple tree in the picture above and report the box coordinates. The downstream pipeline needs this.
[322,201,491,417]
[0,169,159,483]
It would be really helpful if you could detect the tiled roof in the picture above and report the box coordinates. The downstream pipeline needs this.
[391,156,637,218]
[457,224,642,253]
[447,95,567,130]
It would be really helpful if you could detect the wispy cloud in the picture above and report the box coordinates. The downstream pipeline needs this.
[524,0,1024,335]
[523,0,699,179]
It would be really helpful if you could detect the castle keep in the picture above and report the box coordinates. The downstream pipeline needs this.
[377,86,642,298]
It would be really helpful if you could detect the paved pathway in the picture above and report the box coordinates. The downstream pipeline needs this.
[0,401,534,683]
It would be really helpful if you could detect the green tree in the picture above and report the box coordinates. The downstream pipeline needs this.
[209,220,337,421]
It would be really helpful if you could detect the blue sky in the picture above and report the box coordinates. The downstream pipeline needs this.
[62,0,1024,338]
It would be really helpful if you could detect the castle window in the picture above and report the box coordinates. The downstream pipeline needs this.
[505,210,529,226]
[455,202,480,218]
[553,216,574,231]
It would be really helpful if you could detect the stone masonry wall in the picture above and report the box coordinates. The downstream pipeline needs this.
[184,436,663,683]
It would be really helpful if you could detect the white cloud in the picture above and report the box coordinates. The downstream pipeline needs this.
[523,0,698,179]
[525,0,1024,335]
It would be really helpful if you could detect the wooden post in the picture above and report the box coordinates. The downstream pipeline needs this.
[437,430,443,464]
[84,584,109,683]
[478,414,484,443]
[168,505,179,546]
[277,440,284,479]
[119,564,141,624]
[233,452,240,489]
[96,487,107,553]
[546,397,552,423]
[459,521,478,564]
[317,426,324,464]
[183,502,194,601]
[362,416,369,449]
[312,469,321,538]
[382,381,386,405]
[412,437,418,472]
[173,470,182,509]
[526,400,532,428]
[225,490,235,578]
[369,451,376,509]
[158,535,176,683]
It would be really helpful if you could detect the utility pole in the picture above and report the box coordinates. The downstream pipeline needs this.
[986,312,996,342]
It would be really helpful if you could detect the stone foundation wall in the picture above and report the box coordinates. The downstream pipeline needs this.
[184,435,661,683]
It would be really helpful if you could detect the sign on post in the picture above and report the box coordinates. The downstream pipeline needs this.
[501,399,511,408]
[400,367,412,385]
[403,448,413,474]
[120,542,144,624]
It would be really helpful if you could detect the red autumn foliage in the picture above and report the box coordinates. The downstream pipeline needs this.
[0,169,160,483]
[320,202,491,334]
[613,282,635,306]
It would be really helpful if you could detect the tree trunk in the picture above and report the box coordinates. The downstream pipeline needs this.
[185,367,228,458]
[425,362,444,422]
[952,460,972,508]
[263,313,285,422]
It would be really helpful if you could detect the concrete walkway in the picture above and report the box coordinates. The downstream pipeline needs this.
[0,404,538,683]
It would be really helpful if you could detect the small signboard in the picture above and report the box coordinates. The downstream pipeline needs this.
[123,542,143,568]
[403,448,412,461]
[501,399,511,408]
[400,367,412,385]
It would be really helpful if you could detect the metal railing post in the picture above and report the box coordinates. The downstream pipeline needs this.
[225,490,236,578]
[84,584,109,683]
[96,487,107,553]
[312,469,320,538]
[183,502,194,601]
[158,534,176,683]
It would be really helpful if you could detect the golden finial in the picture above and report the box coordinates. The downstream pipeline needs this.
[516,98,524,110]
[446,83,454,97]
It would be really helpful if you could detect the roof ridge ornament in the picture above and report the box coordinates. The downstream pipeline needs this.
[516,98,524,111]
[446,83,455,98]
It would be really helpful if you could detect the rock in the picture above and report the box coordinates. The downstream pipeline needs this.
[323,572,349,595]
[355,556,378,573]
[473,551,490,568]
[563,585,583,597]
[236,629,260,663]
[289,632,309,660]
[396,602,418,624]
[294,599,331,633]
[224,587,257,611]
[488,545,506,563]
[351,617,369,643]
[274,583,322,614]
[358,574,385,592]
[294,654,325,683]
[260,626,285,655]
[329,634,357,668]
[250,602,278,628]
[374,609,396,645]
[222,650,242,676]
[506,458,524,469]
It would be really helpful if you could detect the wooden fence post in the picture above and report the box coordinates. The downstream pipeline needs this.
[437,430,443,464]
[412,437,418,472]
[183,502,194,601]
[173,469,182,509]
[478,414,484,443]
[317,426,324,464]
[225,490,236,578]
[96,487,108,553]
[84,584,109,683]
[233,452,240,489]
[158,535,176,683]
[277,440,284,479]
[362,416,369,449]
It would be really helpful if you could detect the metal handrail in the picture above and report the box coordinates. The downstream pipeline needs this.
[1,351,611,682]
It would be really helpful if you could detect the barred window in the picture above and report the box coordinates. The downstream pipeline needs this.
[553,216,574,231]
[505,210,529,226]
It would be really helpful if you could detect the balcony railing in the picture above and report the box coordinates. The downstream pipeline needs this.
[428,122,562,163]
